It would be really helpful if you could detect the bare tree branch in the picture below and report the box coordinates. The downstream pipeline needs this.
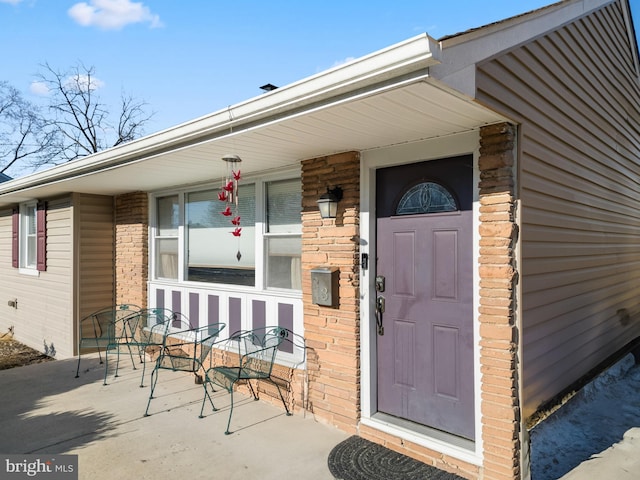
[0,81,53,176]
[0,62,154,174]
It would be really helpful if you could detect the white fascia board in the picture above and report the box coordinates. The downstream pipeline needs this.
[432,0,616,96]
[0,34,441,198]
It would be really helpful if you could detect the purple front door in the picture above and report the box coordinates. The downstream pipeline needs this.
[375,156,475,440]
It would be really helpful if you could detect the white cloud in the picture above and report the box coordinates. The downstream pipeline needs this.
[330,57,356,69]
[29,75,105,97]
[66,74,105,92]
[68,0,163,30]
[29,81,50,96]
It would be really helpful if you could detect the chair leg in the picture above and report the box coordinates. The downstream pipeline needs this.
[198,383,217,418]
[247,380,259,400]
[144,366,160,417]
[113,347,121,378]
[103,349,110,386]
[225,388,235,435]
[124,343,138,370]
[139,356,147,388]
[271,379,291,416]
[135,344,145,364]
[76,344,103,378]
[75,353,81,378]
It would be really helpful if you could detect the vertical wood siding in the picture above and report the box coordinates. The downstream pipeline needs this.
[476,2,640,417]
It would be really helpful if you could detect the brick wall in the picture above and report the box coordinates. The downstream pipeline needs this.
[114,192,149,309]
[301,151,361,433]
[478,123,520,480]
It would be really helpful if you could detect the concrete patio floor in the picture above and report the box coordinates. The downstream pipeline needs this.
[0,354,348,480]
[2,350,639,480]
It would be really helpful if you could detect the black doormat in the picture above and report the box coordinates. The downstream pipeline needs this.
[328,435,466,480]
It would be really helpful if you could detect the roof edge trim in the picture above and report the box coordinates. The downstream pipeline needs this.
[0,34,441,197]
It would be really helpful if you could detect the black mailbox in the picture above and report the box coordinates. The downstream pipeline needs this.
[311,267,339,307]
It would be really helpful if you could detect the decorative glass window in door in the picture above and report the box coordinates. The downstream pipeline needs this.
[396,181,458,215]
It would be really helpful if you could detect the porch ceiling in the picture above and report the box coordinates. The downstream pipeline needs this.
[0,78,506,206]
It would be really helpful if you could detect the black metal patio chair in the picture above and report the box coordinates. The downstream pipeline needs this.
[75,303,140,378]
[199,326,291,434]
[144,322,226,416]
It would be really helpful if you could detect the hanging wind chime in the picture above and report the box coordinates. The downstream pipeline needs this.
[218,154,242,261]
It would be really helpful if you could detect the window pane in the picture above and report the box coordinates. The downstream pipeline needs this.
[21,204,37,269]
[26,205,36,235]
[266,236,301,290]
[156,238,178,279]
[26,235,36,268]
[396,182,458,215]
[186,184,256,285]
[157,195,179,236]
[267,179,301,233]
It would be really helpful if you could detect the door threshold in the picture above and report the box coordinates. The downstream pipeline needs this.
[368,412,476,458]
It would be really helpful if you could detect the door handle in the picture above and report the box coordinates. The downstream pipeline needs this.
[375,296,385,335]
[376,296,385,313]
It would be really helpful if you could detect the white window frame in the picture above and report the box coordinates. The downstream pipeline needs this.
[263,178,302,292]
[19,201,39,275]
[150,168,301,294]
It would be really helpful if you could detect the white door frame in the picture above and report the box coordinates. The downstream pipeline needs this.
[359,130,483,466]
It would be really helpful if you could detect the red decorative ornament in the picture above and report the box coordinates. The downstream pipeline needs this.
[219,154,243,259]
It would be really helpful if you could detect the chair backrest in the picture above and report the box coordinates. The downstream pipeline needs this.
[170,324,225,357]
[79,304,141,345]
[199,323,225,363]
[277,328,307,368]
[235,327,285,379]
[159,323,225,372]
[130,308,175,344]
[167,311,196,332]
[115,304,141,319]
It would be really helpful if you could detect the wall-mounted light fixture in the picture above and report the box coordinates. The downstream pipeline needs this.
[317,186,343,219]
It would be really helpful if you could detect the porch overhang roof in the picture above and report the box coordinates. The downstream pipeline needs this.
[0,34,507,208]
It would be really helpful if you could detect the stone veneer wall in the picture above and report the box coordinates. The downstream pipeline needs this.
[477,123,520,480]
[114,192,149,308]
[301,151,361,434]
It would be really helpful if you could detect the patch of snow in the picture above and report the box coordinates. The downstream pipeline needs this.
[530,353,640,480]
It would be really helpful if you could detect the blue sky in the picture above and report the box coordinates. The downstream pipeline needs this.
[1,0,639,137]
